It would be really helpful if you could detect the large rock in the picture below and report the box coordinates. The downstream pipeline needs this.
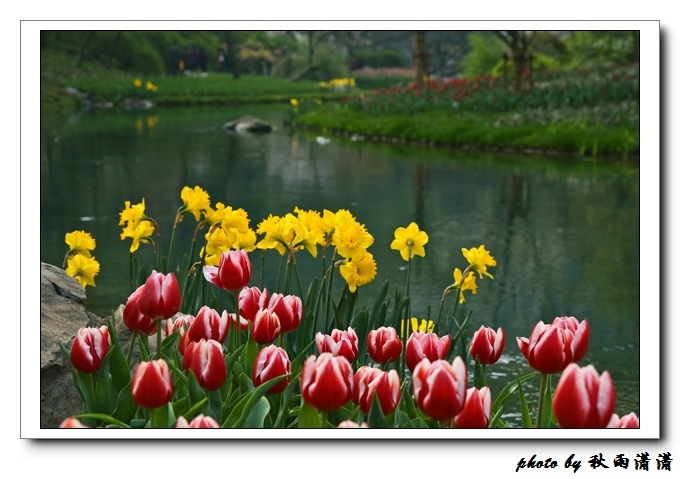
[40,262,105,428]
[223,116,274,134]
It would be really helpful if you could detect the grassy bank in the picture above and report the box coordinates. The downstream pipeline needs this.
[293,107,639,159]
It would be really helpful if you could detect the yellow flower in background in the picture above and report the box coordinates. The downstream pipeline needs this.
[462,245,497,279]
[452,267,479,304]
[64,230,96,258]
[292,221,319,258]
[180,185,211,221]
[339,251,377,293]
[390,222,428,261]
[257,214,293,256]
[290,98,299,110]
[401,317,435,337]
[133,78,142,88]
[65,254,100,288]
[145,81,158,92]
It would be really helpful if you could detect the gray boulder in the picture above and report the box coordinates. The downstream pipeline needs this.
[223,116,274,134]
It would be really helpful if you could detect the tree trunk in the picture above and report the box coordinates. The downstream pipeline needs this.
[225,31,240,79]
[413,31,428,88]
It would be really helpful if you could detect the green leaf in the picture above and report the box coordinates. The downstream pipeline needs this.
[223,374,288,428]
[369,279,390,326]
[489,371,538,428]
[149,401,176,428]
[108,340,131,394]
[187,370,208,406]
[111,382,138,424]
[241,397,271,428]
[517,378,533,428]
[473,357,486,389]
[366,393,387,429]
[74,413,131,428]
[94,344,118,414]
[177,398,208,423]
[539,374,553,429]
[297,400,322,428]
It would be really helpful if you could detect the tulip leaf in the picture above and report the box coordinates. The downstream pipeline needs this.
[517,378,533,428]
[94,344,119,415]
[149,401,176,428]
[367,393,387,429]
[489,371,537,428]
[244,336,259,375]
[179,398,208,423]
[171,397,190,419]
[74,370,96,414]
[297,400,322,428]
[108,339,131,394]
[112,382,138,424]
[161,331,180,358]
[369,279,390,327]
[241,397,271,428]
[473,357,486,389]
[223,375,287,428]
[74,413,131,428]
[187,370,207,406]
[273,370,303,428]
[351,307,370,359]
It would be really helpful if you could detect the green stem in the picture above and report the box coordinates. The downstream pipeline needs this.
[405,258,412,322]
[321,410,328,428]
[260,250,266,290]
[232,289,241,351]
[126,331,138,366]
[166,207,184,273]
[536,373,549,428]
[156,318,162,360]
[293,259,304,298]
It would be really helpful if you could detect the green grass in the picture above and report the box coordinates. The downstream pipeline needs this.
[293,106,639,159]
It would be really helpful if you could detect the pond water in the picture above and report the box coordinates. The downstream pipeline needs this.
[40,104,640,427]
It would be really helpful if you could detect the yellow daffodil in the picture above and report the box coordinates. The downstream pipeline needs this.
[133,78,142,88]
[339,251,377,293]
[390,222,429,261]
[65,254,100,288]
[64,230,96,258]
[119,198,148,228]
[233,228,258,253]
[121,220,156,253]
[180,185,211,222]
[145,81,158,92]
[257,214,293,256]
[334,217,374,259]
[462,245,497,279]
[290,98,299,107]
[452,267,479,304]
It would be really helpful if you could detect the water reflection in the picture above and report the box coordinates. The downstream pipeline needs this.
[40,105,640,425]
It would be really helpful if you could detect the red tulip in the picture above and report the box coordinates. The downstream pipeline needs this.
[186,306,229,344]
[60,417,89,428]
[228,313,250,330]
[164,314,194,337]
[551,316,589,363]
[469,326,505,365]
[70,325,111,374]
[137,271,181,320]
[251,308,281,344]
[412,357,467,421]
[123,285,157,335]
[352,366,401,415]
[367,326,403,365]
[516,319,590,374]
[238,286,269,321]
[301,353,353,411]
[203,249,252,291]
[552,363,616,428]
[607,412,639,428]
[131,359,174,409]
[405,331,451,373]
[182,339,227,391]
[315,327,359,363]
[267,293,303,333]
[454,386,491,428]
[176,414,220,428]
[252,345,291,394]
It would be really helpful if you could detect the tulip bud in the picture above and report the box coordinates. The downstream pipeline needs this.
[607,412,639,429]
[137,271,181,320]
[517,319,590,374]
[165,314,194,338]
[176,414,221,428]
[352,366,401,416]
[315,327,359,363]
[405,331,451,373]
[70,325,111,374]
[132,359,174,409]
[551,316,590,363]
[60,417,89,428]
[187,306,229,344]
[412,357,467,421]
[301,353,353,411]
[552,363,616,428]
[336,420,369,428]
[238,286,269,321]
[367,326,403,365]
[252,345,291,394]
[203,249,252,291]
[123,285,157,335]
[468,326,505,365]
[251,308,281,344]
[454,386,491,428]
[182,339,227,391]
[267,293,303,333]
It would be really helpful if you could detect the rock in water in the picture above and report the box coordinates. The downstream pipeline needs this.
[223,116,274,134]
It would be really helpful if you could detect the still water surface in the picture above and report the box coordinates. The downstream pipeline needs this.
[40,104,640,426]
